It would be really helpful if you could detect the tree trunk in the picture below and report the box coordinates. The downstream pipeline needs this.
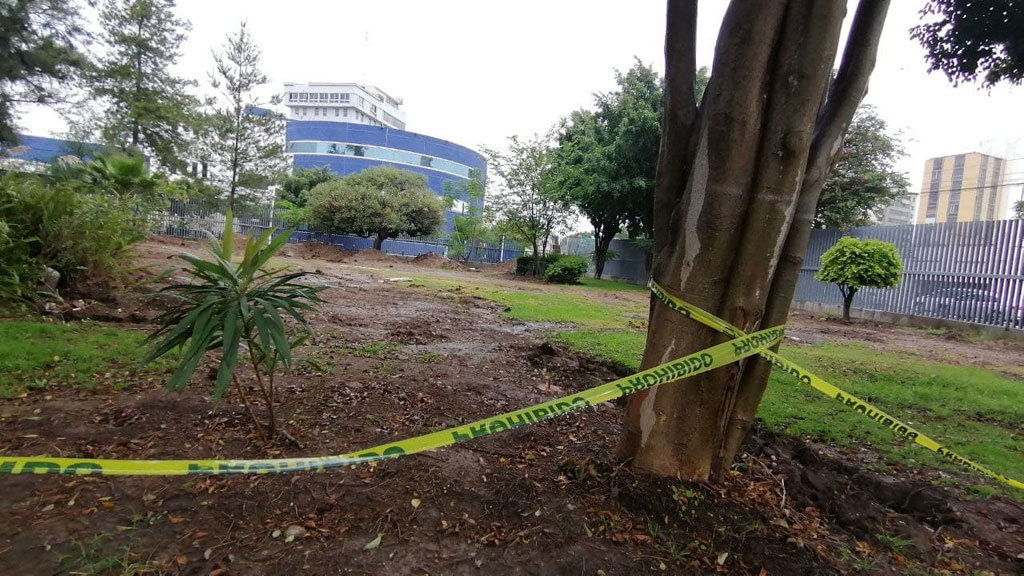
[841,287,857,321]
[373,233,386,251]
[593,226,617,280]
[617,0,890,481]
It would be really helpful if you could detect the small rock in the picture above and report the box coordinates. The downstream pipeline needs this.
[387,277,413,282]
[283,525,307,542]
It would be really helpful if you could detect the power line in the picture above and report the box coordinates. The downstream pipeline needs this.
[903,179,1024,198]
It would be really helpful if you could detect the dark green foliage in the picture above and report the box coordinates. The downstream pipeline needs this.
[276,167,337,207]
[306,166,444,250]
[1014,199,1024,220]
[87,0,200,172]
[550,63,708,276]
[816,237,903,320]
[545,255,589,284]
[0,0,89,145]
[912,0,1024,87]
[145,215,324,438]
[515,254,560,276]
[817,106,910,229]
[206,23,286,206]
[0,174,145,296]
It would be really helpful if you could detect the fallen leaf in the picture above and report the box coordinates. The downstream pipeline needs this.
[175,555,188,565]
[717,552,729,566]
[363,534,382,551]
[169,516,186,524]
[411,498,421,509]
[204,548,212,560]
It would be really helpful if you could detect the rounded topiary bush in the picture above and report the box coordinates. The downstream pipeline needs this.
[544,255,589,284]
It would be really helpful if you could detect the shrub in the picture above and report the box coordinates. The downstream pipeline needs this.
[0,175,145,297]
[545,255,589,284]
[515,253,561,276]
[145,213,325,442]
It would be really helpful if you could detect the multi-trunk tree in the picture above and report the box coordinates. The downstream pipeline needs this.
[88,0,200,173]
[618,0,893,480]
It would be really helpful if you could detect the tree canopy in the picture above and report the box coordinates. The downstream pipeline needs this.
[816,105,910,229]
[0,0,89,145]
[816,236,902,320]
[550,62,709,277]
[306,166,444,250]
[912,0,1024,87]
[88,0,200,172]
[276,167,337,208]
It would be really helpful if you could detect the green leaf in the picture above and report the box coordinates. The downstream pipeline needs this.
[362,534,382,551]
[222,206,234,259]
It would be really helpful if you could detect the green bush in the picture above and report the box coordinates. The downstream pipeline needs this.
[515,253,561,276]
[0,174,145,297]
[545,255,589,284]
[816,236,902,321]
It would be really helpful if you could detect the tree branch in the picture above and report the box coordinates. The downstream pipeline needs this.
[651,0,699,265]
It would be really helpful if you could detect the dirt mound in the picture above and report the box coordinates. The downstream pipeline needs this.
[278,241,356,262]
[490,258,518,274]
[746,426,1024,572]
[411,252,465,270]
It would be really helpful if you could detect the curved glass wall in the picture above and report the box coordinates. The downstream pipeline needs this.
[287,141,472,179]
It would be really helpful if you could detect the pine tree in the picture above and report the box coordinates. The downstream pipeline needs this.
[88,0,199,172]
[0,0,89,145]
[206,22,286,208]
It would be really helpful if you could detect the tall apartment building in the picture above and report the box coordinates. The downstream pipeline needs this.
[916,152,1006,224]
[283,82,407,130]
[879,195,915,225]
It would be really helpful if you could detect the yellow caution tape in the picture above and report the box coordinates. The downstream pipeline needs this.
[0,326,784,475]
[649,280,1024,490]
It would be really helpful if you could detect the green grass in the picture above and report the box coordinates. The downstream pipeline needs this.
[0,321,170,397]
[406,274,1023,498]
[405,276,647,329]
[577,277,648,293]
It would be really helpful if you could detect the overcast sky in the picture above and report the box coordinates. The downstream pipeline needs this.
[19,0,1024,218]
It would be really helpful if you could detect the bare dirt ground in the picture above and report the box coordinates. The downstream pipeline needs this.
[1,238,1022,575]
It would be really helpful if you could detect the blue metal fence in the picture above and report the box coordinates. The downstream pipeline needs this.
[151,200,521,264]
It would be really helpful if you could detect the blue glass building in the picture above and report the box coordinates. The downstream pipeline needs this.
[286,120,486,232]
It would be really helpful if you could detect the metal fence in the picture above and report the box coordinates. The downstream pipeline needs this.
[150,200,522,264]
[795,219,1024,329]
[562,219,1024,330]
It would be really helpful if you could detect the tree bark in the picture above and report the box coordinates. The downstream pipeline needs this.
[841,287,856,321]
[718,0,892,467]
[593,225,617,279]
[373,233,386,251]
[618,0,891,481]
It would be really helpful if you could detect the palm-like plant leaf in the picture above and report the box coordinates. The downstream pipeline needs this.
[145,212,325,423]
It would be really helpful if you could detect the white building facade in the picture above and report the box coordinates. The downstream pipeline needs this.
[283,82,407,130]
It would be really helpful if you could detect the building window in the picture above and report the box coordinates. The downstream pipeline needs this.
[925,157,943,218]
[947,154,965,219]
[298,93,308,102]
[335,108,339,117]
[329,93,339,102]
[343,109,348,117]
[345,144,365,157]
[339,93,350,102]
[314,107,319,116]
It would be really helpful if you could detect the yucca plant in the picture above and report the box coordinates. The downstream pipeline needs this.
[145,210,325,442]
